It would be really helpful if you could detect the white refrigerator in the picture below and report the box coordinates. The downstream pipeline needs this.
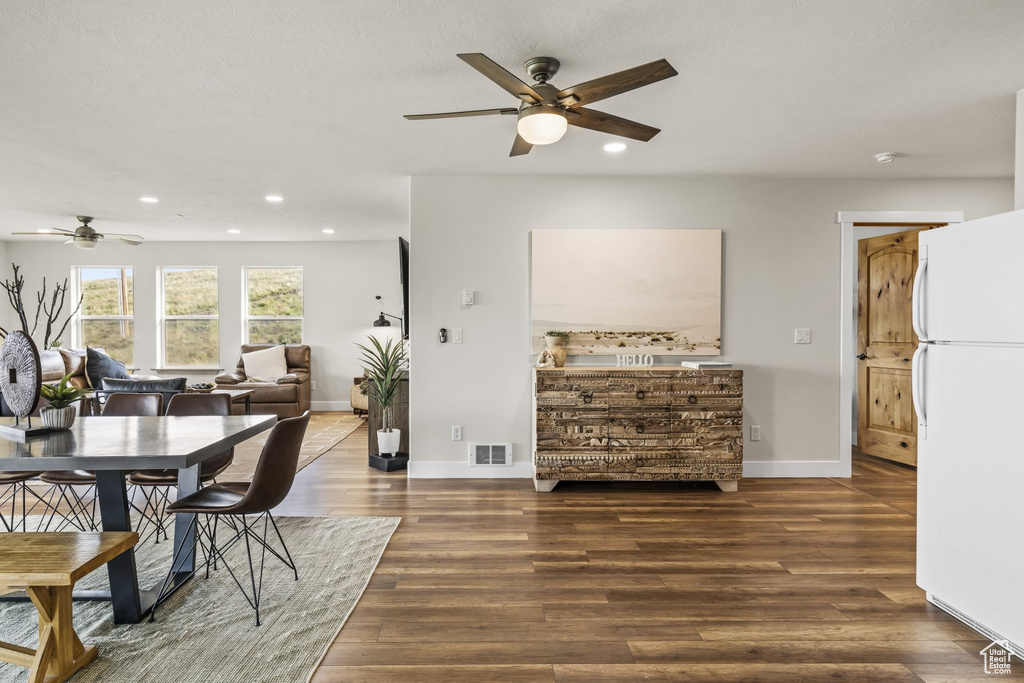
[914,209,1024,653]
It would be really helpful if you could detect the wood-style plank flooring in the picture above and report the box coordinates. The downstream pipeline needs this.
[275,425,1009,682]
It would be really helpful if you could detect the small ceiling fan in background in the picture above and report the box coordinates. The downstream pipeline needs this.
[12,216,144,249]
[404,53,678,156]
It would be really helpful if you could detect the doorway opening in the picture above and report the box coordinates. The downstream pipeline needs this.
[835,211,963,476]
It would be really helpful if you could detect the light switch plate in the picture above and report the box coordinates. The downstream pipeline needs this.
[794,328,811,344]
[452,328,463,344]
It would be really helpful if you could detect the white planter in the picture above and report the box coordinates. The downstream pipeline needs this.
[377,429,401,456]
[40,405,77,430]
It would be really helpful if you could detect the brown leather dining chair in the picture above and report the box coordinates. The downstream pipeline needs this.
[150,410,310,626]
[128,393,236,543]
[38,392,165,532]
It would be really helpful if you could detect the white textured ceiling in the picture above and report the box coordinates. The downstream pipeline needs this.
[1,0,1023,242]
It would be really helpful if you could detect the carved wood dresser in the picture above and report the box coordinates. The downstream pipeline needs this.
[533,367,743,492]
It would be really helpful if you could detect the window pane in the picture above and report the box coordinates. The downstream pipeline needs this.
[249,319,302,345]
[164,268,217,316]
[247,268,302,317]
[164,320,219,366]
[80,268,133,316]
[81,320,133,365]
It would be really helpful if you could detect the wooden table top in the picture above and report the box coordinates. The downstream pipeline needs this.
[0,532,139,586]
[0,415,275,471]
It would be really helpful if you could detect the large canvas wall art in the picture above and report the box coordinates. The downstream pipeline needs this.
[530,229,722,356]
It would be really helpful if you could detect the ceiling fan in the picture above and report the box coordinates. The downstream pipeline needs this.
[404,53,678,156]
[12,216,144,249]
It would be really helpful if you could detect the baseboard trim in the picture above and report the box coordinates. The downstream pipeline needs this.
[743,460,850,478]
[311,400,352,412]
[408,460,846,479]
[408,460,534,479]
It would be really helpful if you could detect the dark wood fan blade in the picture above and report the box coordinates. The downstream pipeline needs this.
[557,59,677,107]
[404,108,518,120]
[509,134,532,157]
[568,107,661,142]
[458,53,542,103]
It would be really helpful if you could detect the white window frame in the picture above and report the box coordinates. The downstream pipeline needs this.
[242,266,304,344]
[72,265,135,361]
[158,266,221,370]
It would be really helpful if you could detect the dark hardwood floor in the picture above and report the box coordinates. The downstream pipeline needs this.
[277,424,1008,682]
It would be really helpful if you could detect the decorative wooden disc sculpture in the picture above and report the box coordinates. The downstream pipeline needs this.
[0,330,43,422]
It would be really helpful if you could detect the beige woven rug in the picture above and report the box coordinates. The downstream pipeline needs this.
[223,412,363,482]
[0,515,399,682]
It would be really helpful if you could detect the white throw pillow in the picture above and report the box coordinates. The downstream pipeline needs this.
[242,345,288,382]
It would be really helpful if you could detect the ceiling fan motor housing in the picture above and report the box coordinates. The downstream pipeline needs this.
[524,56,560,83]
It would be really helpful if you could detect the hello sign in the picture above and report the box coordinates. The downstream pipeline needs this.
[616,354,654,367]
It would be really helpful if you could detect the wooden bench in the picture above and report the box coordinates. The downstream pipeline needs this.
[0,532,138,683]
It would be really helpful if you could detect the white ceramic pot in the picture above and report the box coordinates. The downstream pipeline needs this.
[40,406,77,430]
[377,429,401,456]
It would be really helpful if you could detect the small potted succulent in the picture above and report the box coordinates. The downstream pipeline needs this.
[543,330,571,367]
[39,373,90,430]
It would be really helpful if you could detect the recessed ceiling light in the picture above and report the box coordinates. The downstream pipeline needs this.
[604,142,627,153]
[265,195,283,202]
[139,196,159,203]
[322,228,335,234]
[228,229,241,234]
[875,152,898,164]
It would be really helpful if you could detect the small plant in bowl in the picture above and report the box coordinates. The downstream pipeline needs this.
[543,331,571,367]
[39,374,90,430]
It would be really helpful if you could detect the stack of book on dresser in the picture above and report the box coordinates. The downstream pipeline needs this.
[679,361,733,369]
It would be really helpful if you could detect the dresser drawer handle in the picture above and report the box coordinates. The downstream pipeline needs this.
[581,392,593,404]
[635,424,645,434]
[688,395,698,404]
[635,390,646,400]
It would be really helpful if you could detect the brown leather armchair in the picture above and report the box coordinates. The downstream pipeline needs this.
[214,344,311,418]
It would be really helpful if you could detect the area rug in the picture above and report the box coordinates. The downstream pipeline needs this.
[224,412,364,481]
[0,515,399,682]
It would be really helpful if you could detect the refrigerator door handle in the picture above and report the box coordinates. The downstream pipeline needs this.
[912,343,927,440]
[912,250,928,341]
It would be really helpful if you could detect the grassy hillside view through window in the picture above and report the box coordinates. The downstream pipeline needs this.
[80,267,302,366]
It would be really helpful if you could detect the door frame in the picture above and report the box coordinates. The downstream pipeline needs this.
[835,210,963,475]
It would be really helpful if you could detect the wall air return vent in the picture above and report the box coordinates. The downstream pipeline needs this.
[469,442,513,467]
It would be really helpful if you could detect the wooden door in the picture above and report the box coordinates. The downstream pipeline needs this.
[856,228,932,466]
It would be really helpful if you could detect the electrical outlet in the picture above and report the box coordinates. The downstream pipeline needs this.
[794,328,811,344]
[451,425,462,441]
[452,328,463,344]
[311,380,316,391]
[750,425,761,441]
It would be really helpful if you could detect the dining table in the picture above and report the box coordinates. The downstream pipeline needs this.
[0,414,276,624]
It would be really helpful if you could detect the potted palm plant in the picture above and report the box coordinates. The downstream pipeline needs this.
[356,335,407,456]
[39,373,90,430]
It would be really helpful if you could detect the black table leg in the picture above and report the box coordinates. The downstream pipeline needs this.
[244,396,251,415]
[95,470,144,624]
[173,464,200,573]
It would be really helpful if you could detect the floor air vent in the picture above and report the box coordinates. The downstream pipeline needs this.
[469,442,513,466]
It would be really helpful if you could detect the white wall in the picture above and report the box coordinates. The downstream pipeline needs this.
[1017,88,1024,210]
[3,240,400,410]
[409,176,1012,478]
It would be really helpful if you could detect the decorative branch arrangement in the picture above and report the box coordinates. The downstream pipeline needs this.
[0,264,83,348]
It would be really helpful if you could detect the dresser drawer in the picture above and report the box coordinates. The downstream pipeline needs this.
[536,405,609,450]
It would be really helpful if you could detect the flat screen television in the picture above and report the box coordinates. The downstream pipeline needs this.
[399,237,410,338]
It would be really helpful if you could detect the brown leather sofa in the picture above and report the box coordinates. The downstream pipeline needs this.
[214,344,311,418]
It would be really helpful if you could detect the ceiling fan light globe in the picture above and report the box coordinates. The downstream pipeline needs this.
[516,107,568,145]
[73,236,98,249]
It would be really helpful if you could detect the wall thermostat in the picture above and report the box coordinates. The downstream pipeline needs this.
[461,290,475,306]
[439,328,448,343]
